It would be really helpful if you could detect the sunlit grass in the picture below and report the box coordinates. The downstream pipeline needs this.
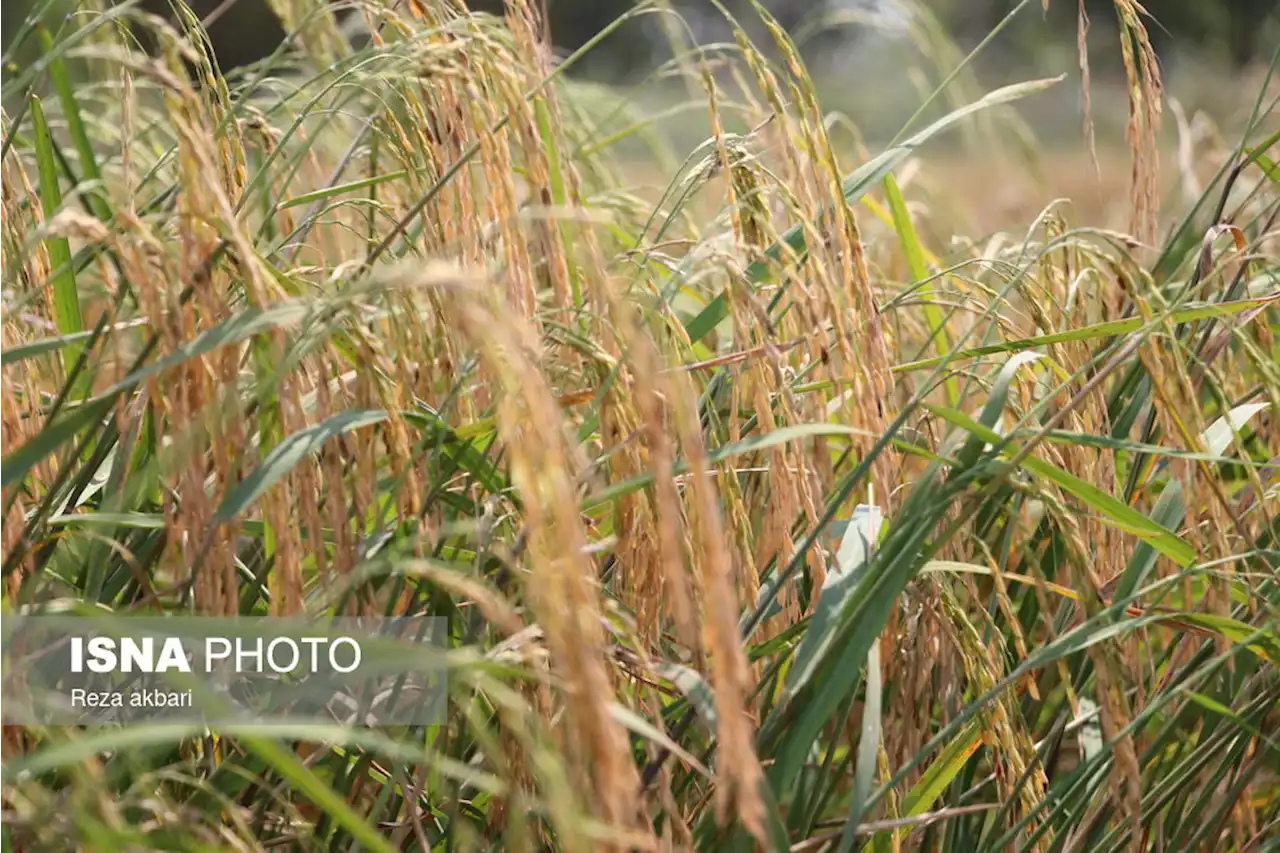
[1,1,1277,850]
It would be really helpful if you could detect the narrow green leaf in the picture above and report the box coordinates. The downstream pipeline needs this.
[278,170,408,209]
[1157,613,1280,665]
[898,722,982,818]
[956,352,1042,470]
[40,26,110,222]
[1117,401,1269,602]
[782,505,882,704]
[883,173,952,410]
[95,303,311,402]
[1243,127,1280,188]
[1182,691,1280,753]
[48,511,165,529]
[894,298,1276,373]
[30,93,85,393]
[1,398,112,490]
[1,320,147,366]
[652,661,718,730]
[213,410,389,525]
[926,404,1197,566]
[238,735,398,853]
[874,721,983,851]
[1113,480,1185,603]
[609,703,710,777]
[837,639,882,853]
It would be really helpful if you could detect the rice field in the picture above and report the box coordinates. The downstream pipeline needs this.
[1,0,1277,850]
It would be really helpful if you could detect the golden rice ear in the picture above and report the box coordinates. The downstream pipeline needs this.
[1111,0,1163,247]
[262,0,350,66]
[427,267,654,846]
[1077,0,1100,180]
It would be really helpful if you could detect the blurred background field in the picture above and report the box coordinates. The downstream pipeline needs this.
[3,0,1276,235]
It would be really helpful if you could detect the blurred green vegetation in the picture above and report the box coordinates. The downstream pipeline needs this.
[938,0,1276,68]
[4,0,1276,81]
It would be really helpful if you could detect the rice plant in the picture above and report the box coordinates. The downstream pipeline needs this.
[1,0,1276,850]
